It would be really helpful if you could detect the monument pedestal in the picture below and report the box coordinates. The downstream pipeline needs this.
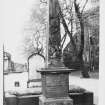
[39,95,73,105]
[38,66,73,105]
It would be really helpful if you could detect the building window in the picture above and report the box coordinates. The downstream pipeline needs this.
[15,81,20,87]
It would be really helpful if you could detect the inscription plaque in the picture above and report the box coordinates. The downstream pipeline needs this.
[41,73,69,98]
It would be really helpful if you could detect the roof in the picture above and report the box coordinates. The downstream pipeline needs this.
[4,51,11,60]
[14,63,27,72]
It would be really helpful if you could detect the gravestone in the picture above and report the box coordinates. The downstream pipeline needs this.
[28,53,45,87]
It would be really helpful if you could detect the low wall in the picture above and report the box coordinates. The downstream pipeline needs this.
[5,94,18,105]
[69,91,93,105]
[5,85,93,105]
[4,72,28,91]
[5,91,93,105]
[17,95,39,105]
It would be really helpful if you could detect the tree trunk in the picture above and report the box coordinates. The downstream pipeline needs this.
[74,1,90,78]
[58,6,77,54]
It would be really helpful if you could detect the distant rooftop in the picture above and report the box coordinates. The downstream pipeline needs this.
[14,63,28,72]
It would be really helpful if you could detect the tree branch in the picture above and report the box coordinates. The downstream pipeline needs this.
[58,1,77,52]
[81,0,88,14]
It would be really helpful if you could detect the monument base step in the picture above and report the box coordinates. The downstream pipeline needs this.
[39,95,73,105]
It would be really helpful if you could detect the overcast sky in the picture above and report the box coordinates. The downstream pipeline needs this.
[0,0,99,64]
[1,0,37,63]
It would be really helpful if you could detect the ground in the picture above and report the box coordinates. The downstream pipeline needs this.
[69,71,99,105]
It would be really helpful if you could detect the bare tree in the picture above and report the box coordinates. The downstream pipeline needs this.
[22,1,47,59]
[73,0,90,77]
[58,0,90,77]
[22,0,90,77]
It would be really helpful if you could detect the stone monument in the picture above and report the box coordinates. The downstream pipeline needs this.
[38,0,73,105]
[28,53,45,88]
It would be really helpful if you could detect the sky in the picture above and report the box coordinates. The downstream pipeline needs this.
[0,0,99,64]
[1,0,37,63]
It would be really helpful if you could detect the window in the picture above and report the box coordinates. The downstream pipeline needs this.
[14,81,20,87]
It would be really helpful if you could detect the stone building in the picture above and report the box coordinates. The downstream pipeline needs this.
[4,52,14,73]
[14,63,27,72]
[4,62,28,91]
[4,71,28,91]
[3,52,28,91]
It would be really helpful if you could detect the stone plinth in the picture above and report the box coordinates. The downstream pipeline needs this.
[37,67,73,105]
[39,95,73,105]
[39,68,70,98]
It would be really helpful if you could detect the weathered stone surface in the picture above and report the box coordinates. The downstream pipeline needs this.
[17,95,39,105]
[41,72,69,98]
[39,96,73,105]
[69,91,93,105]
[49,0,61,59]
